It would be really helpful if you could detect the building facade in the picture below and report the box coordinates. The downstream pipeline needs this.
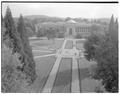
[65,19,91,38]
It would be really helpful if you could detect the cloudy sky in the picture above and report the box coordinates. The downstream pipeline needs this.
[2,3,118,18]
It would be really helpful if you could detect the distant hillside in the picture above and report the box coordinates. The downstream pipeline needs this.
[14,15,110,25]
[24,15,64,24]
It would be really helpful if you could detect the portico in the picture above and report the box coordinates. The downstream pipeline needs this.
[65,19,91,38]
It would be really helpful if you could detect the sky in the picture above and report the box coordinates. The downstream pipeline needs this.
[2,3,118,18]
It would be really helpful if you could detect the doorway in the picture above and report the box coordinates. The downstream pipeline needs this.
[69,28,73,35]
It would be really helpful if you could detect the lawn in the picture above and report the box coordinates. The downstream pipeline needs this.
[78,57,101,93]
[65,40,73,49]
[32,51,54,57]
[29,38,41,42]
[27,56,56,93]
[52,58,72,93]
[47,39,64,50]
[30,39,53,46]
[31,46,53,51]
[76,40,85,50]
[30,39,64,50]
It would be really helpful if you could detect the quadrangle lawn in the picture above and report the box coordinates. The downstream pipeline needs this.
[30,39,64,50]
[31,46,52,51]
[32,51,54,56]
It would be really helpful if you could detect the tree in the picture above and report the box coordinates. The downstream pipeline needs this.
[2,7,37,92]
[84,33,102,61]
[93,31,118,92]
[84,15,118,92]
[90,24,102,32]
[1,14,3,22]
[46,27,56,43]
[37,27,45,37]
[4,6,22,54]
[108,15,114,34]
[25,19,36,37]
[112,18,118,46]
[2,7,25,92]
[17,15,37,84]
[1,14,5,43]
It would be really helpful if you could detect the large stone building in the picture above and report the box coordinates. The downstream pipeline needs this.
[36,18,106,38]
[65,19,91,38]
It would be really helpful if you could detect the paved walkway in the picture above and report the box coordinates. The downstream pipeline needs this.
[32,38,87,92]
[42,56,62,93]
[33,50,52,53]
[71,57,80,93]
[31,38,99,93]
[42,39,81,93]
[42,39,67,93]
[71,40,80,93]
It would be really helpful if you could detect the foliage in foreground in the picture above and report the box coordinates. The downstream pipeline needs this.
[84,15,118,92]
[2,7,37,92]
[1,44,26,92]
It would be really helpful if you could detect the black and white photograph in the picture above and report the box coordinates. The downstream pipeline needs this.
[1,1,119,93]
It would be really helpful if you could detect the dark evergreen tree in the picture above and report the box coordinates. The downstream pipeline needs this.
[2,7,25,92]
[17,15,37,84]
[114,18,118,46]
[1,14,3,22]
[108,15,114,33]
[3,6,21,53]
[1,14,4,43]
[46,27,56,43]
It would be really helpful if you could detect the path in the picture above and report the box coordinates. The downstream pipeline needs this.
[32,38,91,93]
[71,40,80,93]
[33,50,52,53]
[42,39,67,93]
[30,38,100,93]
[42,39,81,93]
[34,54,56,59]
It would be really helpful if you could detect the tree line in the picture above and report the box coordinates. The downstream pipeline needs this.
[36,23,65,39]
[2,7,37,92]
[84,15,118,92]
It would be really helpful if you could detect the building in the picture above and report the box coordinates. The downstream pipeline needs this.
[36,18,106,38]
[65,19,91,38]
